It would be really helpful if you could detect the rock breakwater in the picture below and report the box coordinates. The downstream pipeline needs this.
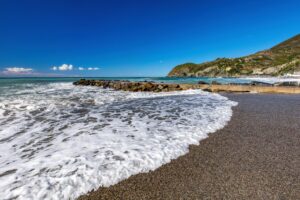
[73,79,202,92]
[73,79,300,94]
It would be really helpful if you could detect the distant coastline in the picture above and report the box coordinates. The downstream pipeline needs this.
[168,34,300,77]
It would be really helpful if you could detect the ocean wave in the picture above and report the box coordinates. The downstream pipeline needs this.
[0,82,237,200]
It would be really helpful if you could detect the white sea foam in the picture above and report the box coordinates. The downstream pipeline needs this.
[0,82,237,200]
[243,77,300,84]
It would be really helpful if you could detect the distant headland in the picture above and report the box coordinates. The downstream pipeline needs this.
[168,34,300,77]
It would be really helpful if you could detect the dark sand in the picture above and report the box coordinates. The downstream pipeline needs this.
[78,94,300,200]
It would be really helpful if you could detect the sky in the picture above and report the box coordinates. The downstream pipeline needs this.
[0,0,300,77]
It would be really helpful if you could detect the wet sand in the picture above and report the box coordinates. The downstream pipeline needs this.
[78,94,300,200]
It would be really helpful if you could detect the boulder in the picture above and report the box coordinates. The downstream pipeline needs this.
[198,81,208,85]
[211,81,222,85]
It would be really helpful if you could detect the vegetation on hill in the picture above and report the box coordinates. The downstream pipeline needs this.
[168,34,300,77]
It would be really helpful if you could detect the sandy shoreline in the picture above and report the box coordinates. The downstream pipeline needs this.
[78,93,300,200]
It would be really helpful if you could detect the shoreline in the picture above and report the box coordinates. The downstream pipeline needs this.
[78,93,300,200]
[73,79,300,94]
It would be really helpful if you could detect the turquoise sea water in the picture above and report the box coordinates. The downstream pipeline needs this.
[0,76,251,87]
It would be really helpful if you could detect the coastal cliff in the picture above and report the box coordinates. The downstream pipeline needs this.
[168,34,300,77]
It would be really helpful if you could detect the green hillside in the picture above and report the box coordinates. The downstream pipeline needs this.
[168,34,300,77]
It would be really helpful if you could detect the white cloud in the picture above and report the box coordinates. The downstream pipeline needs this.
[3,67,33,74]
[0,66,78,77]
[88,67,99,70]
[51,64,73,71]
[51,64,99,71]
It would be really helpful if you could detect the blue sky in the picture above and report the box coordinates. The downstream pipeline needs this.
[0,0,300,77]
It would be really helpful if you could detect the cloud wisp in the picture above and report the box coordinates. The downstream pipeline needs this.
[51,64,99,71]
[2,67,34,75]
[88,67,99,70]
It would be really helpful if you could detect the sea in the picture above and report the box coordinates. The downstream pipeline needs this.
[0,76,296,199]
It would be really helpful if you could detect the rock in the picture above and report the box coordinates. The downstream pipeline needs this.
[73,79,300,93]
[73,79,88,86]
[198,81,208,85]
[250,81,273,86]
[157,85,164,90]
[274,81,300,87]
[211,81,222,85]
[230,82,250,86]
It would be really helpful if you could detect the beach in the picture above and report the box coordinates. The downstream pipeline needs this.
[1,79,300,199]
[79,93,300,200]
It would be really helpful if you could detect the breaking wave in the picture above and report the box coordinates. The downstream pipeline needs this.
[0,82,237,199]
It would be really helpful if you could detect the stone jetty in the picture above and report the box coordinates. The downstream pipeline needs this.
[73,79,202,92]
[73,79,300,94]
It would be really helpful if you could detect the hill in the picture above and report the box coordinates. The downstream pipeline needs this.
[168,34,300,77]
